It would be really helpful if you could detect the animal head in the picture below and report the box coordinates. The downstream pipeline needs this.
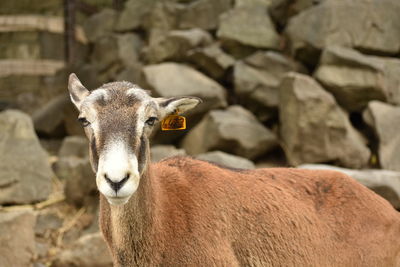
[68,73,201,205]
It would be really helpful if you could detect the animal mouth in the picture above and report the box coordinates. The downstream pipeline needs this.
[106,195,130,205]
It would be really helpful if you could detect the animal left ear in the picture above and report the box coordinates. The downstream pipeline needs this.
[68,73,90,110]
[156,96,202,118]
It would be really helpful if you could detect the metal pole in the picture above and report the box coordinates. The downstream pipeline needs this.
[64,0,76,65]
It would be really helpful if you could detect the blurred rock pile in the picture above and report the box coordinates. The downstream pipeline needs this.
[1,0,400,266]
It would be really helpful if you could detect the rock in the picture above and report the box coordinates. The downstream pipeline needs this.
[0,210,36,267]
[188,44,235,80]
[151,145,186,162]
[117,33,143,68]
[314,46,400,110]
[179,0,232,30]
[54,157,96,206]
[145,1,185,46]
[115,0,157,31]
[142,63,227,114]
[299,164,400,209]
[33,94,69,135]
[83,9,117,43]
[196,151,256,169]
[236,0,273,8]
[116,64,143,85]
[91,33,143,72]
[143,28,212,63]
[55,136,95,206]
[217,7,280,51]
[269,0,324,27]
[363,101,400,172]
[279,73,370,168]
[181,105,278,159]
[59,136,89,158]
[34,211,63,236]
[286,0,400,65]
[0,0,61,14]
[234,51,306,121]
[0,110,53,204]
[52,232,112,267]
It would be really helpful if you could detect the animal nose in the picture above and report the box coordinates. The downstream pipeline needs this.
[104,173,130,193]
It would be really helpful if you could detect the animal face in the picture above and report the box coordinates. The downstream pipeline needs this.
[68,73,201,205]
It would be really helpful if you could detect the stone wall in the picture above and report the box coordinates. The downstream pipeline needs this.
[1,0,400,266]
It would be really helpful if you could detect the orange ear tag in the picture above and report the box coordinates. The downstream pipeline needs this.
[161,114,186,131]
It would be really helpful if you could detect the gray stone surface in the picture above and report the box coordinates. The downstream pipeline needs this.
[286,0,400,65]
[196,151,256,169]
[0,210,36,267]
[363,101,400,172]
[142,63,227,114]
[235,0,273,8]
[144,28,212,63]
[314,46,400,110]
[182,105,278,159]
[115,0,157,31]
[217,6,280,50]
[91,33,143,72]
[234,51,306,121]
[33,94,69,135]
[179,0,232,30]
[188,44,235,80]
[58,136,89,158]
[0,110,53,204]
[83,8,117,42]
[53,232,112,267]
[54,157,95,206]
[300,164,400,209]
[151,145,186,162]
[279,73,370,168]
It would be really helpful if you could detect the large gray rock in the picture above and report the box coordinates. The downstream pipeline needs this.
[286,0,400,65]
[279,73,370,168]
[363,101,400,172]
[0,210,36,267]
[151,145,186,162]
[182,105,278,159]
[91,33,143,73]
[217,7,280,51]
[83,9,117,43]
[234,51,306,121]
[54,136,95,206]
[236,0,273,8]
[314,46,400,110]
[143,28,212,63]
[300,164,400,209]
[58,136,89,158]
[33,94,69,135]
[142,63,227,114]
[115,0,157,31]
[196,151,256,169]
[179,0,232,30]
[269,0,324,27]
[0,110,53,204]
[52,232,112,267]
[188,44,235,80]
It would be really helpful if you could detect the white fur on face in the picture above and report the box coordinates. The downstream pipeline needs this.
[97,140,140,205]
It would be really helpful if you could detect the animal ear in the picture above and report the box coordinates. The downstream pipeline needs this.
[156,96,202,118]
[68,73,90,110]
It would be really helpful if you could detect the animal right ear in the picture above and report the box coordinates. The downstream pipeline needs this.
[68,73,90,110]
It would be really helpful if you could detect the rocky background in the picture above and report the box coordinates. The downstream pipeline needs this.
[1,0,400,266]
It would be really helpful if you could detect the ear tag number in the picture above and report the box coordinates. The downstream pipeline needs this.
[161,112,186,131]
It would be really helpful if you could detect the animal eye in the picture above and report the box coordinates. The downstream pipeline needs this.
[145,117,157,126]
[77,117,91,127]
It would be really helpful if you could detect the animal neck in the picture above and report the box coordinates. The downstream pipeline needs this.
[100,154,160,265]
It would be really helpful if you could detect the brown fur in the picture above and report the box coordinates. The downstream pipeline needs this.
[100,156,400,266]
